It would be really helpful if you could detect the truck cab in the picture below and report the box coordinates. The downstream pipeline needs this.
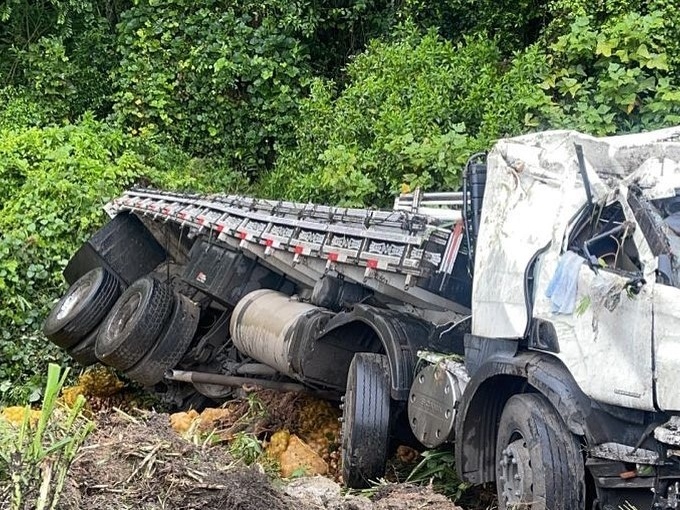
[458,128,680,509]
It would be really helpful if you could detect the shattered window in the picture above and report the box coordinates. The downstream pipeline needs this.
[650,193,680,286]
[568,201,642,274]
[627,187,680,287]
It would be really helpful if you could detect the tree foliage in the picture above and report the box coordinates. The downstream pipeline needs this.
[0,0,680,401]
[262,28,548,205]
[0,113,244,403]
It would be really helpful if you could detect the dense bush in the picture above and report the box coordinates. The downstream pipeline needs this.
[113,0,314,172]
[1,0,680,403]
[0,0,124,121]
[260,28,548,206]
[401,0,549,52]
[535,12,680,134]
[0,115,245,403]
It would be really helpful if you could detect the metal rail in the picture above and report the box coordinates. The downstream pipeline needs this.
[108,188,469,313]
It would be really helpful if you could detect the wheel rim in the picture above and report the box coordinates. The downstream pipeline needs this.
[111,292,142,339]
[498,436,534,506]
[56,278,93,321]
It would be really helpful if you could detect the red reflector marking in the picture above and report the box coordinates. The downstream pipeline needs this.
[197,215,205,224]
[216,224,225,233]
[265,238,274,247]
[294,245,304,254]
[328,252,339,262]
[367,259,378,269]
[239,231,248,240]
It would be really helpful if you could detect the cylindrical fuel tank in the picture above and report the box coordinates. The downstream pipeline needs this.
[230,289,330,377]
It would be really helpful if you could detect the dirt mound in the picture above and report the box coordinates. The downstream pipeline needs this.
[61,410,300,510]
[60,409,464,510]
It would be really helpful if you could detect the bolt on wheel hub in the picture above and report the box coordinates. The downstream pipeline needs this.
[498,438,533,506]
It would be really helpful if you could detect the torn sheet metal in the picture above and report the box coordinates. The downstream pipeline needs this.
[471,127,680,411]
[591,442,661,465]
[472,127,680,339]
[655,416,680,447]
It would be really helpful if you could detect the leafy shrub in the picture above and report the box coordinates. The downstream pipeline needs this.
[114,0,315,173]
[0,1,121,121]
[535,12,680,134]
[401,0,549,53]
[261,28,545,206]
[0,117,245,404]
[0,364,93,510]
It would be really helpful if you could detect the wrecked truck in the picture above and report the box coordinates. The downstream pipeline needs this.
[42,126,680,509]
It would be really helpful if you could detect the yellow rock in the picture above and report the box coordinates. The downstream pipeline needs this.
[78,367,124,397]
[60,385,87,408]
[266,429,291,459]
[198,407,231,430]
[169,409,199,434]
[1,406,42,426]
[279,434,328,478]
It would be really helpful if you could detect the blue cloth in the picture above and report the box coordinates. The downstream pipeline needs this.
[545,251,585,314]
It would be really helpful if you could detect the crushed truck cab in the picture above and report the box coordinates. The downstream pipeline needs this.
[42,127,680,509]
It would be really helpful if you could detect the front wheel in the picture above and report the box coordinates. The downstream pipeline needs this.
[496,393,586,510]
[341,353,392,489]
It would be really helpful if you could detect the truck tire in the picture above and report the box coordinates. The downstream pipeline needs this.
[341,353,391,489]
[496,393,585,510]
[67,329,99,367]
[43,267,119,348]
[95,276,174,371]
[125,293,200,387]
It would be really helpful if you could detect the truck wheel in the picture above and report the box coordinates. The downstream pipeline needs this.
[43,267,120,348]
[125,293,200,387]
[95,276,174,370]
[341,353,391,489]
[496,393,585,510]
[67,329,99,367]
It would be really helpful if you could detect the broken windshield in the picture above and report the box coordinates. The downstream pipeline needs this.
[628,187,680,287]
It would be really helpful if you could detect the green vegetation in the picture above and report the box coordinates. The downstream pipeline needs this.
[1,0,680,401]
[0,363,93,509]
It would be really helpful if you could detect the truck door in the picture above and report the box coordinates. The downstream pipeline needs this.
[534,199,656,411]
[653,284,680,411]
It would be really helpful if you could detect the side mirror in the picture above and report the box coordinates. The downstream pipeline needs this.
[625,276,646,296]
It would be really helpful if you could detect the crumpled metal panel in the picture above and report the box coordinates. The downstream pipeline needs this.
[655,415,680,446]
[472,127,680,339]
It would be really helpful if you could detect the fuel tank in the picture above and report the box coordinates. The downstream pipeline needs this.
[230,289,331,377]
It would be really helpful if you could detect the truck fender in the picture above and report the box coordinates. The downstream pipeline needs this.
[454,349,591,484]
[319,304,431,401]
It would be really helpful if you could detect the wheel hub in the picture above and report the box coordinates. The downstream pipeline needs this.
[498,438,533,507]
[56,281,91,320]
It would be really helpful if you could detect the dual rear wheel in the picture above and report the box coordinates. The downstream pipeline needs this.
[43,268,199,386]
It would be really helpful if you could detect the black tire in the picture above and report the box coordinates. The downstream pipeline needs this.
[496,393,586,510]
[43,267,120,348]
[95,276,174,370]
[67,329,99,367]
[341,353,391,489]
[125,293,200,387]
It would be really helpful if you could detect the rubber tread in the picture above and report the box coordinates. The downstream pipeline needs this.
[125,293,200,387]
[43,267,120,348]
[495,393,586,510]
[67,329,99,367]
[96,276,174,370]
[341,353,391,489]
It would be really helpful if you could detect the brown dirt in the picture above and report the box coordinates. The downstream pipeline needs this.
[59,408,465,510]
[60,410,299,510]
